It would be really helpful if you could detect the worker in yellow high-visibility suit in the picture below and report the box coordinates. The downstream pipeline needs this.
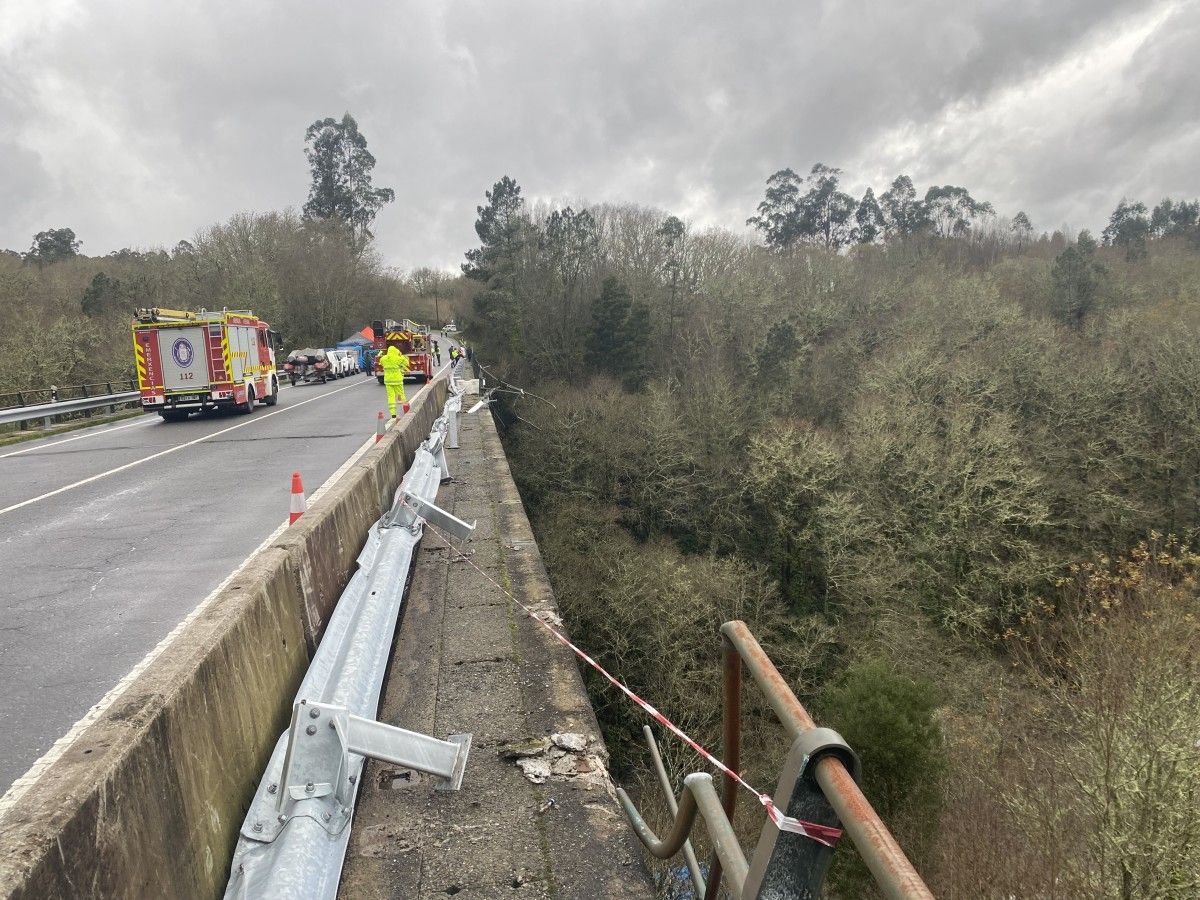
[380,345,411,417]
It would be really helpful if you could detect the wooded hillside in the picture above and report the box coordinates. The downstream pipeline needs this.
[460,170,1200,898]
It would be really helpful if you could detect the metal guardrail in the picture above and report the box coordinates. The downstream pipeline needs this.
[224,388,473,899]
[617,621,934,899]
[0,391,140,427]
[0,379,137,410]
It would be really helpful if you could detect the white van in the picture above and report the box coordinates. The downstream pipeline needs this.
[325,348,353,378]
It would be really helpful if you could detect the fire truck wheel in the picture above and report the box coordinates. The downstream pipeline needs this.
[240,386,255,414]
[264,379,279,406]
[160,409,189,423]
[376,375,384,385]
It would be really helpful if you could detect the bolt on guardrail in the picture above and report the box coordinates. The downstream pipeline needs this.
[617,620,934,900]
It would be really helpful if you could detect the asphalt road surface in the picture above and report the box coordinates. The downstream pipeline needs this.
[0,341,461,794]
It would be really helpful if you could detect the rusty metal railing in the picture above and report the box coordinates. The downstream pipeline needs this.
[617,620,934,899]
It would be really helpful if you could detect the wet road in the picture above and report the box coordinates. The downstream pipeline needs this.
[0,340,460,794]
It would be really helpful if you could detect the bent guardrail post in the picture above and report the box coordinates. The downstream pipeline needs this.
[619,772,749,891]
[224,394,475,900]
[639,726,707,898]
[618,730,855,899]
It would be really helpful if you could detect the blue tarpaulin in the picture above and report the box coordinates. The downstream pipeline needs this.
[337,335,372,369]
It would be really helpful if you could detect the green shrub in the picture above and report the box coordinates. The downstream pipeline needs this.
[823,659,943,818]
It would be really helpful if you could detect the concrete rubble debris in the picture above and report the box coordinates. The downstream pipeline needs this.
[500,733,615,796]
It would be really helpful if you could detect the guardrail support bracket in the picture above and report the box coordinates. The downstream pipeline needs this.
[388,491,475,541]
[242,700,473,843]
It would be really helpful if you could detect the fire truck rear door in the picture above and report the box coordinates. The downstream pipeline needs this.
[157,326,211,391]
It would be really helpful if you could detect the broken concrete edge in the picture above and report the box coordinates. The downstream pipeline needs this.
[481,406,657,893]
[0,379,449,900]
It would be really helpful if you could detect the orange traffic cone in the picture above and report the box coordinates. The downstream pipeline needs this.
[376,410,386,443]
[289,471,307,525]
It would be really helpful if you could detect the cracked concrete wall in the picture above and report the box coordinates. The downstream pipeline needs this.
[0,379,448,900]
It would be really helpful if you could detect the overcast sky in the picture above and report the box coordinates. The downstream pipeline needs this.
[2,0,1197,269]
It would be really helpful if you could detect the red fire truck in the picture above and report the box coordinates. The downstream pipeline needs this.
[132,307,281,421]
[371,318,433,385]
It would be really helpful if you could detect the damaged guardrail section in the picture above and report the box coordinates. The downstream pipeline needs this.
[225,389,473,899]
[0,380,448,900]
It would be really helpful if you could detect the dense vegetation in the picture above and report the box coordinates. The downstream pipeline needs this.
[459,169,1200,898]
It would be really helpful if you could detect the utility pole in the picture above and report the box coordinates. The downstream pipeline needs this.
[433,288,441,329]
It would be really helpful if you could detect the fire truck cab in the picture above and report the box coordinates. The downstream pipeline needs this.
[372,319,433,385]
[133,307,281,421]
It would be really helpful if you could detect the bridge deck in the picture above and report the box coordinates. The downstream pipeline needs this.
[340,390,654,898]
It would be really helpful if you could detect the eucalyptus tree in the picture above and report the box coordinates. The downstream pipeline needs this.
[26,227,81,263]
[748,164,856,251]
[303,113,395,248]
[1102,199,1151,260]
[924,185,993,238]
[1150,198,1199,237]
[879,175,929,238]
[854,188,885,244]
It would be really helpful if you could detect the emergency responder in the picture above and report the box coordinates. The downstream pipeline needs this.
[432,339,441,365]
[449,346,460,365]
[380,345,410,418]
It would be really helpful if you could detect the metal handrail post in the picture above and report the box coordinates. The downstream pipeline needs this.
[719,621,934,900]
[704,635,743,898]
[618,774,750,893]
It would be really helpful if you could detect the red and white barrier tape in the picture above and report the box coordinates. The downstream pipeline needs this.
[406,499,843,848]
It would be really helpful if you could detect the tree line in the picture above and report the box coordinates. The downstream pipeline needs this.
[0,114,469,396]
[746,162,1200,259]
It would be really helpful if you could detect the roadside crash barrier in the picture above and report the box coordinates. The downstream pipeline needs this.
[0,388,140,429]
[224,386,473,900]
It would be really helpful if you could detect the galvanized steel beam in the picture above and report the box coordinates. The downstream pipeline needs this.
[224,388,473,900]
[0,391,139,426]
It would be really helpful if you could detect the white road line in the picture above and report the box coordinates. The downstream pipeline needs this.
[0,381,311,459]
[0,415,157,459]
[0,378,371,518]
[0,370,448,818]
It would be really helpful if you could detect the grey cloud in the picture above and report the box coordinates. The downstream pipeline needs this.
[0,0,1195,268]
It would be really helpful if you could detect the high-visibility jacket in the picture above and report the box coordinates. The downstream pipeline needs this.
[380,346,410,385]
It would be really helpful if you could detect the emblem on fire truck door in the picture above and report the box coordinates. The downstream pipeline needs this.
[172,337,195,367]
